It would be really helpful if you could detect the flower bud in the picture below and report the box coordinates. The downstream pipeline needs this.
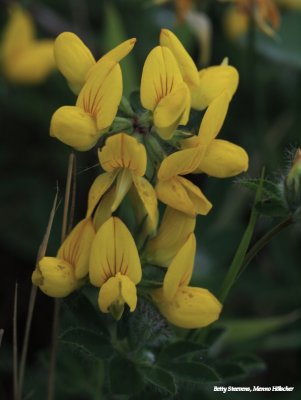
[284,149,301,212]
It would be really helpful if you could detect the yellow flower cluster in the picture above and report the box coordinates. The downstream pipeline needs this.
[32,29,249,329]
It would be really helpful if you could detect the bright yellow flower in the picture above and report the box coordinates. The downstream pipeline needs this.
[1,6,55,83]
[182,92,249,178]
[89,217,142,317]
[32,218,95,297]
[50,59,122,151]
[151,234,222,329]
[140,46,190,140]
[143,207,196,267]
[54,32,136,94]
[155,146,212,216]
[86,133,158,232]
[160,29,239,110]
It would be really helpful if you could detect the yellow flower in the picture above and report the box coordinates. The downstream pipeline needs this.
[155,146,213,216]
[140,46,190,140]
[54,32,136,94]
[32,218,95,297]
[151,234,222,329]
[143,207,196,267]
[182,92,249,178]
[159,29,239,110]
[86,133,158,232]
[50,58,122,151]
[1,5,55,83]
[89,217,142,318]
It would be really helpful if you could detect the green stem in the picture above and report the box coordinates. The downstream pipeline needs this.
[239,216,293,277]
[218,169,265,304]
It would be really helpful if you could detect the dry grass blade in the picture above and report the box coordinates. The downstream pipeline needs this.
[13,283,18,400]
[18,188,59,400]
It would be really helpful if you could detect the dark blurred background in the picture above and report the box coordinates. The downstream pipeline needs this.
[0,0,300,399]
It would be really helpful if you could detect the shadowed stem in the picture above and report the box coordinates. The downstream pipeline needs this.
[17,189,59,400]
[13,284,18,400]
[47,152,76,400]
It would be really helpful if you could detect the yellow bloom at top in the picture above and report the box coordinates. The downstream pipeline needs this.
[182,91,249,178]
[160,29,239,110]
[50,58,123,151]
[89,217,142,318]
[1,5,55,83]
[140,46,190,140]
[151,233,222,329]
[87,133,158,233]
[54,32,136,94]
[32,218,95,297]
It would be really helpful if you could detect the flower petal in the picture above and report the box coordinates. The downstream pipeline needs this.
[192,64,239,110]
[159,28,200,89]
[143,207,196,267]
[93,187,116,231]
[50,106,99,151]
[89,217,142,287]
[86,172,117,217]
[196,139,249,177]
[163,234,196,301]
[76,60,122,131]
[32,257,79,298]
[178,176,212,215]
[140,46,183,111]
[54,32,95,94]
[111,169,133,212]
[153,286,222,329]
[57,218,95,280]
[98,133,147,176]
[157,147,203,181]
[98,274,137,313]
[153,82,190,139]
[156,177,196,216]
[198,92,229,147]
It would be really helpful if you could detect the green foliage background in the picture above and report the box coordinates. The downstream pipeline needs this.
[0,0,300,398]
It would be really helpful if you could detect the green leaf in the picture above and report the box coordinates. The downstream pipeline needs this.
[231,354,266,375]
[255,198,288,217]
[238,177,282,200]
[109,355,144,395]
[162,361,220,384]
[141,365,176,395]
[60,327,113,360]
[139,264,165,288]
[214,311,300,346]
[157,341,207,364]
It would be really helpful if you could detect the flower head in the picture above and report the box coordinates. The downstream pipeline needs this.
[140,46,190,139]
[87,133,158,232]
[32,218,95,297]
[89,217,142,318]
[151,234,222,329]
[1,5,55,83]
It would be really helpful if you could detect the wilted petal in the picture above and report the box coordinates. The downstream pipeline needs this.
[144,207,196,267]
[54,32,95,94]
[57,218,95,279]
[163,234,196,301]
[98,133,147,176]
[152,286,222,329]
[50,106,99,151]
[32,257,79,298]
[89,217,142,287]
[196,139,249,177]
